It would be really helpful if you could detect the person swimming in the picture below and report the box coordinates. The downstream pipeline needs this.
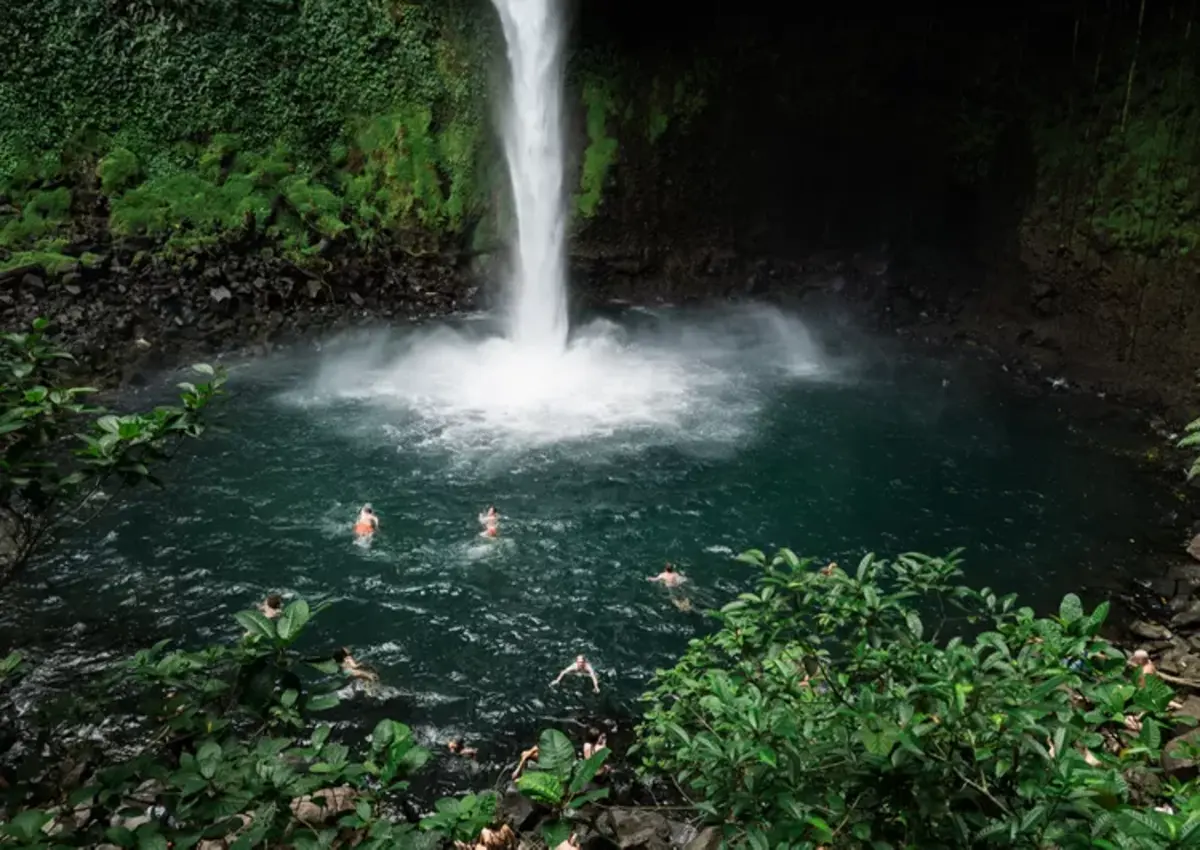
[259,593,284,619]
[648,563,686,588]
[479,505,499,538]
[354,504,378,536]
[447,737,478,759]
[333,646,379,683]
[551,654,601,693]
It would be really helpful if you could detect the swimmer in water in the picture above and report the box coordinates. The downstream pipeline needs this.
[333,647,379,683]
[259,593,284,619]
[354,504,378,537]
[551,654,601,693]
[648,563,686,588]
[447,738,478,759]
[479,505,499,538]
[512,743,539,779]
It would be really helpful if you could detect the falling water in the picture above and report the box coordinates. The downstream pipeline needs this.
[490,0,569,351]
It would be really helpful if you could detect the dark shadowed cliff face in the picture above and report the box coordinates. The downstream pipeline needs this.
[567,0,1200,409]
[1,0,1197,408]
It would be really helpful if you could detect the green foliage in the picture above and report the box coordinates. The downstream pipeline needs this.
[420,792,498,843]
[638,547,1194,848]
[0,600,452,849]
[96,147,141,196]
[1033,49,1200,258]
[575,76,620,220]
[1176,417,1200,479]
[0,0,492,258]
[514,728,610,845]
[0,318,224,577]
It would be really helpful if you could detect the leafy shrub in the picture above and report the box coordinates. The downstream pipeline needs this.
[514,729,610,847]
[638,548,1194,848]
[0,599,452,849]
[0,317,225,577]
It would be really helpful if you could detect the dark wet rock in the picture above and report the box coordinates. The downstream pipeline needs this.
[1130,620,1173,641]
[498,790,538,832]
[595,809,673,850]
[1171,602,1200,630]
[683,827,722,850]
[1163,729,1200,780]
[21,272,45,291]
[1168,562,1200,583]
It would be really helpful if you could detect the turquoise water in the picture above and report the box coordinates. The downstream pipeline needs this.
[5,304,1172,781]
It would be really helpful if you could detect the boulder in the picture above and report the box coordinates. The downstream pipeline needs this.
[1171,602,1200,630]
[684,827,723,850]
[596,809,671,850]
[498,790,538,832]
[1130,620,1173,641]
[1167,562,1200,582]
[1163,729,1200,780]
[290,785,356,824]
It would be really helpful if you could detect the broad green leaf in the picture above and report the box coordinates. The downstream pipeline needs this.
[234,610,276,641]
[276,599,311,643]
[196,739,222,779]
[906,611,923,640]
[4,810,52,841]
[136,827,169,850]
[567,747,609,795]
[193,363,216,376]
[308,693,340,712]
[567,787,609,809]
[1059,593,1083,624]
[541,819,571,849]
[97,414,121,433]
[734,549,766,566]
[516,770,564,806]
[536,729,575,779]
[856,553,874,581]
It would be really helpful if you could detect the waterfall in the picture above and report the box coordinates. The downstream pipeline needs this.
[490,0,569,352]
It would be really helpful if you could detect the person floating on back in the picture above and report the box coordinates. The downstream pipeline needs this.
[259,593,284,619]
[647,563,686,588]
[479,505,499,539]
[354,504,378,537]
[551,654,600,693]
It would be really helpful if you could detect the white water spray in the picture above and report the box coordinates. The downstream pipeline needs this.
[490,0,569,351]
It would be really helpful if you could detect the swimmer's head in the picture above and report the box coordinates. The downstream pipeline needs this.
[448,738,464,753]
[664,563,675,573]
[362,504,374,515]
[333,647,351,663]
[266,593,283,609]
[1131,649,1152,665]
[575,654,586,668]
[586,727,602,744]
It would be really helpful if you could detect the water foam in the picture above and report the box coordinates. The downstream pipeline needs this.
[301,306,843,456]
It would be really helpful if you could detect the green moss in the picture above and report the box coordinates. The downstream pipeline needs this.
[0,250,79,275]
[1033,60,1200,257]
[575,78,620,219]
[96,147,140,196]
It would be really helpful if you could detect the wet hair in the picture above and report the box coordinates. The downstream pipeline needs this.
[266,593,283,608]
[333,647,351,663]
[362,504,374,514]
[449,737,464,751]
[664,563,675,573]
[586,727,601,744]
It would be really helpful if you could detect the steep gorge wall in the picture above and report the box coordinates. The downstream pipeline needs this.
[572,0,1200,405]
[4,0,1200,406]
